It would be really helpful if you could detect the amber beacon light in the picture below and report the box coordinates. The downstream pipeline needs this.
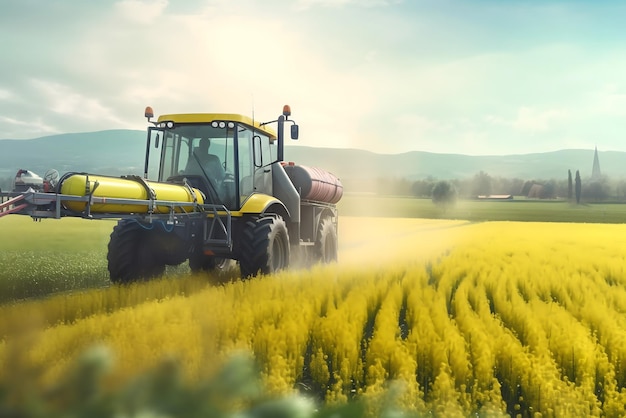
[144,106,154,121]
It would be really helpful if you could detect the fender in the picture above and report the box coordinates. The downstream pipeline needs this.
[233,193,290,219]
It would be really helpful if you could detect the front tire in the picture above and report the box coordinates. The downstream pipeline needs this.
[239,216,290,278]
[107,220,167,283]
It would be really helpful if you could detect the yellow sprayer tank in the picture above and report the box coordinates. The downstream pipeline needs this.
[59,174,204,214]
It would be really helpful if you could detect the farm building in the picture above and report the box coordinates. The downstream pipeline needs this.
[476,194,513,200]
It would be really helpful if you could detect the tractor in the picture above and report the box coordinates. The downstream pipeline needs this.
[0,105,343,282]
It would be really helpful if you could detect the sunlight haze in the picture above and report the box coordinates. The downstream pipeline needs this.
[1,0,625,155]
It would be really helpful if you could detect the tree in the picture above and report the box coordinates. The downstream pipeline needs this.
[540,180,556,199]
[491,176,524,196]
[431,180,457,211]
[376,177,412,196]
[616,179,626,201]
[567,170,573,201]
[520,180,534,197]
[527,183,543,198]
[575,170,581,204]
[583,176,610,202]
[471,171,492,197]
[411,178,436,198]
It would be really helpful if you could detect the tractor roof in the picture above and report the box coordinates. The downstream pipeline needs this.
[156,113,277,139]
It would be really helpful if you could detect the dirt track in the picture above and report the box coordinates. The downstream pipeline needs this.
[337,216,472,267]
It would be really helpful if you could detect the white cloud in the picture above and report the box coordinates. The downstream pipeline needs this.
[393,114,446,136]
[0,116,61,138]
[29,79,133,128]
[0,88,13,100]
[294,0,400,10]
[91,8,378,147]
[588,83,626,117]
[114,0,168,24]
[485,107,568,134]
[512,107,567,133]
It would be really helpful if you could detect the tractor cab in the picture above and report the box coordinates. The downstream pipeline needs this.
[144,110,295,211]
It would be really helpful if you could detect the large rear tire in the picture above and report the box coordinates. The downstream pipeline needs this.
[315,216,338,264]
[107,220,166,283]
[239,216,290,278]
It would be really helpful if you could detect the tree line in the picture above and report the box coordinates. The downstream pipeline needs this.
[342,171,626,203]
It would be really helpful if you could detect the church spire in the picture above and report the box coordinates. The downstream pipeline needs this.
[592,146,602,180]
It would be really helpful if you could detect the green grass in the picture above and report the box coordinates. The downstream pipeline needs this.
[0,216,116,303]
[338,194,626,223]
[0,216,197,304]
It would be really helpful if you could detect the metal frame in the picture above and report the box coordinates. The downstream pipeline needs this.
[0,189,232,249]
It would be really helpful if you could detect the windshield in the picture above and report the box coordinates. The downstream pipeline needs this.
[146,121,279,210]
[152,124,236,207]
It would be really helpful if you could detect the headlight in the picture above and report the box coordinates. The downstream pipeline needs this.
[158,121,175,128]
[211,120,234,129]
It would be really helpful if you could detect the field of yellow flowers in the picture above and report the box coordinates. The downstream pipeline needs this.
[2,216,626,416]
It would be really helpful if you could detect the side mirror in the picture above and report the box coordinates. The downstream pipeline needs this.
[291,124,299,140]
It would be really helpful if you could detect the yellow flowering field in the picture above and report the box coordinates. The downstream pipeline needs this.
[2,217,626,416]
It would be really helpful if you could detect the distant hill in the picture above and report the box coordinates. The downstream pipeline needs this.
[0,130,147,179]
[1,130,624,184]
[284,147,626,181]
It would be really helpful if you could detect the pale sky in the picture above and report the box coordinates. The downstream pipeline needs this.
[1,0,625,155]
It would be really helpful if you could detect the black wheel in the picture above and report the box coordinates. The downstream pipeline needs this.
[239,216,290,278]
[107,220,166,283]
[315,216,338,264]
[189,253,233,272]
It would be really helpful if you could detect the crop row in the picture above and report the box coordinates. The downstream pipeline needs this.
[2,220,626,416]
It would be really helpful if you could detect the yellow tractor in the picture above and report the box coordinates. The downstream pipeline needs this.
[0,105,343,282]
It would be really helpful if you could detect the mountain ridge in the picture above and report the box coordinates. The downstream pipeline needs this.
[0,130,622,183]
